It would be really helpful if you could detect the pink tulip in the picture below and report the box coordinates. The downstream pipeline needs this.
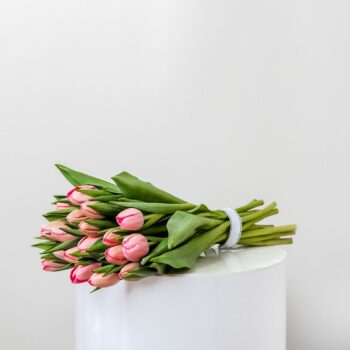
[55,202,72,209]
[102,229,122,247]
[88,273,120,288]
[77,236,100,253]
[119,262,140,280]
[67,185,96,204]
[70,263,101,284]
[116,208,144,231]
[53,250,66,261]
[80,201,104,220]
[66,209,87,224]
[40,221,76,242]
[122,233,149,262]
[105,245,128,265]
[78,222,100,237]
[41,259,65,271]
[63,247,80,264]
[53,248,79,264]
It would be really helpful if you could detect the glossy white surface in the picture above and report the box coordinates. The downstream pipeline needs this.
[76,247,286,350]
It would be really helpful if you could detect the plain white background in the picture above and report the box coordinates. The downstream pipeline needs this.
[0,1,349,349]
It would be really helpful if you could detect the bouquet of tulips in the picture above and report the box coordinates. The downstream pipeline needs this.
[33,164,296,291]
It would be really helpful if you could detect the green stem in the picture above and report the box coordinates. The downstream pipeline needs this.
[241,225,297,238]
[236,199,264,213]
[242,209,279,230]
[239,231,295,243]
[241,202,277,223]
[240,238,293,246]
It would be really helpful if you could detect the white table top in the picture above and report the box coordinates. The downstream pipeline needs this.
[181,246,287,276]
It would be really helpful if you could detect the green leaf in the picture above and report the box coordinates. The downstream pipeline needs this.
[88,203,121,216]
[55,164,121,194]
[146,236,164,243]
[141,225,168,236]
[87,238,108,252]
[110,201,195,214]
[149,262,169,274]
[92,264,119,273]
[85,220,116,229]
[69,250,86,258]
[43,208,73,221]
[45,238,80,253]
[48,264,73,272]
[61,228,84,237]
[151,222,230,269]
[123,267,157,280]
[142,213,165,229]
[75,260,97,266]
[40,253,63,260]
[93,195,123,202]
[167,211,222,249]
[103,265,122,276]
[141,238,170,265]
[54,195,67,200]
[32,241,57,250]
[112,171,185,204]
[90,287,101,293]
[77,189,110,197]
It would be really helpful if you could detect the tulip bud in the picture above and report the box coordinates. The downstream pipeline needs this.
[52,250,66,261]
[67,185,96,204]
[88,273,120,288]
[105,245,128,265]
[78,222,100,237]
[55,202,72,209]
[80,201,104,220]
[41,259,65,271]
[70,263,101,284]
[102,229,122,247]
[53,248,79,264]
[63,247,80,264]
[116,208,144,231]
[77,236,100,253]
[122,233,149,262]
[119,262,140,280]
[67,209,87,224]
[40,221,76,242]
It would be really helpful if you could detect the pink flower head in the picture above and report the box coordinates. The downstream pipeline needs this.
[67,185,96,204]
[66,209,88,224]
[70,263,101,284]
[55,202,72,210]
[116,208,144,231]
[41,259,65,271]
[77,236,100,253]
[63,247,80,264]
[40,221,76,242]
[52,250,66,261]
[53,248,79,264]
[105,245,128,265]
[80,201,104,220]
[122,233,149,262]
[102,229,122,247]
[78,222,100,237]
[88,273,120,288]
[119,262,140,280]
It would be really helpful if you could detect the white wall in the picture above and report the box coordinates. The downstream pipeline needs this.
[1,1,349,349]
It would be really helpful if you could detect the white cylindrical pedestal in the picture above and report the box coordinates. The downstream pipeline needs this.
[76,247,286,350]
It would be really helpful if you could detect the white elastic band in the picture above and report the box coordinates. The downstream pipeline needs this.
[219,207,242,249]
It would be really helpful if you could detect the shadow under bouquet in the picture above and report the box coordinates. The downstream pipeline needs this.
[33,164,296,291]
